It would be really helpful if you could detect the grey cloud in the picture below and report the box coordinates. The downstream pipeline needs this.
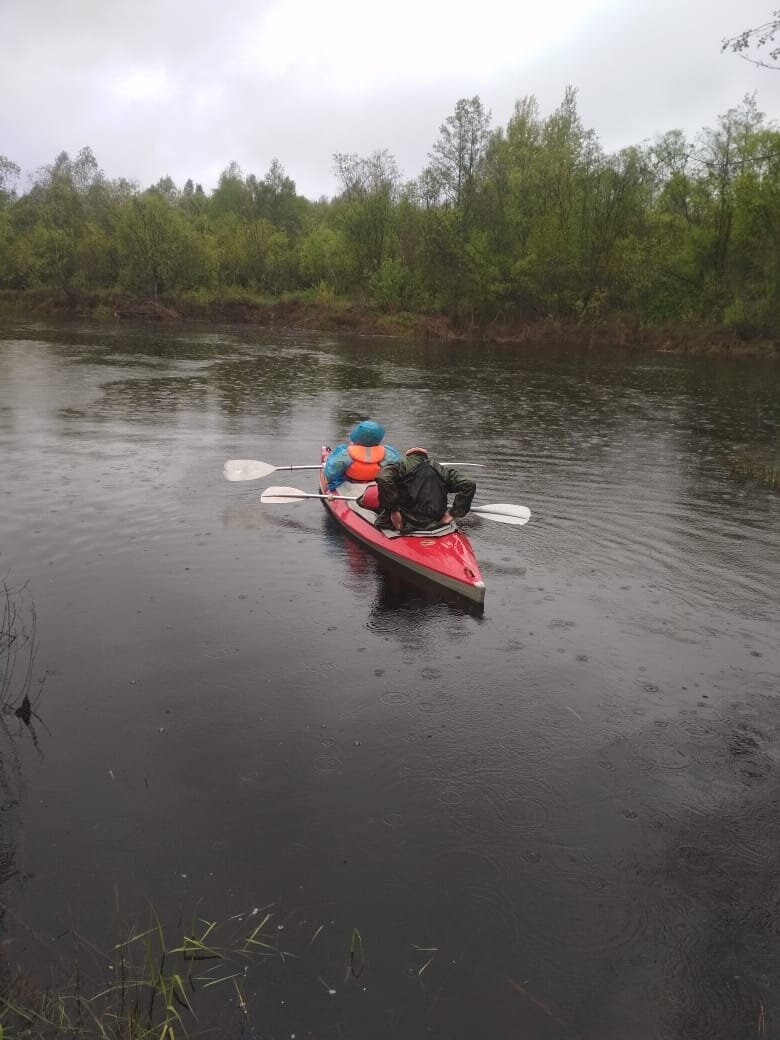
[2,0,778,200]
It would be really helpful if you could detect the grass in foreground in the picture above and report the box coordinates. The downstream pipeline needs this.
[0,904,299,1039]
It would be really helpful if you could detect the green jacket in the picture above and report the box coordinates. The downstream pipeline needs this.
[375,454,476,531]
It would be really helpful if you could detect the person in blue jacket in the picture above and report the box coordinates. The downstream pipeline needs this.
[323,420,401,490]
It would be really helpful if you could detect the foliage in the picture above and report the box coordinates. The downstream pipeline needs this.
[118,194,208,298]
[332,150,401,285]
[1,581,39,722]
[0,900,380,1040]
[0,157,21,209]
[0,89,778,337]
[425,96,491,217]
[1,580,45,893]
[0,905,292,1039]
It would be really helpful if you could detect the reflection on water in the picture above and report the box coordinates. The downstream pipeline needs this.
[0,319,778,1038]
[329,515,486,630]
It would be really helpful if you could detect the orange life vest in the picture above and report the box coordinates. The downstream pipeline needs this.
[345,443,386,481]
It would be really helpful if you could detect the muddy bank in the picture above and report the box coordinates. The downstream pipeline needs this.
[0,289,777,359]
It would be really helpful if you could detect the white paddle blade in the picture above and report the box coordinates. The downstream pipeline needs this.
[472,504,531,525]
[260,485,312,503]
[224,459,276,481]
[472,511,528,526]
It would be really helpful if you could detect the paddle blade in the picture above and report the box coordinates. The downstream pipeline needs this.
[224,459,276,481]
[260,485,312,504]
[471,504,531,525]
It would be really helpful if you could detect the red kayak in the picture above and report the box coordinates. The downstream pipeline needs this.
[319,447,486,605]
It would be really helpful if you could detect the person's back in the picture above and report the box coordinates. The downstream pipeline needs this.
[322,419,400,490]
[375,448,476,532]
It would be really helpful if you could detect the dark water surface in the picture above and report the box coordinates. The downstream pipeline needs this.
[1,320,779,1039]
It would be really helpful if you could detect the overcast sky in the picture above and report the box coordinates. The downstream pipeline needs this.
[3,0,779,200]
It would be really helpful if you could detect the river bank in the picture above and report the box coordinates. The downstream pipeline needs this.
[0,288,777,359]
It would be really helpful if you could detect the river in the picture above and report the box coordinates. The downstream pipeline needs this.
[0,319,778,1039]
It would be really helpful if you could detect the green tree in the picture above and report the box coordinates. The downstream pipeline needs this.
[17,150,93,295]
[180,179,208,217]
[251,158,306,233]
[298,223,351,292]
[0,157,22,287]
[210,162,253,220]
[119,193,210,298]
[516,86,598,316]
[426,96,491,219]
[474,95,544,315]
[149,175,180,203]
[332,150,401,287]
[0,156,20,209]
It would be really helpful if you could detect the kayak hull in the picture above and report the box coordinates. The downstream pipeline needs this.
[319,450,486,605]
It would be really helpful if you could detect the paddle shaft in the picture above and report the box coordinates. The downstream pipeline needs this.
[263,490,359,502]
[274,464,323,471]
[274,462,484,468]
[223,458,484,482]
[259,487,530,525]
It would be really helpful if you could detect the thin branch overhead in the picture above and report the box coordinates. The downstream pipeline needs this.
[722,11,780,70]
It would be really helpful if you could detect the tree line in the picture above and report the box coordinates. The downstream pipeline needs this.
[1,88,778,335]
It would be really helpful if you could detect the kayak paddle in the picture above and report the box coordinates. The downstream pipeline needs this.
[224,459,484,481]
[224,460,322,481]
[259,486,530,526]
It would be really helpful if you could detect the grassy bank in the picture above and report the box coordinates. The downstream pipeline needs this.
[0,288,777,359]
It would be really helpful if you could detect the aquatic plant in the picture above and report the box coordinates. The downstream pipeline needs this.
[0,580,46,893]
[0,580,37,719]
[0,898,383,1039]
[730,452,780,490]
[0,904,295,1039]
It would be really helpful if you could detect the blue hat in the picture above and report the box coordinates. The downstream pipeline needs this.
[349,420,385,447]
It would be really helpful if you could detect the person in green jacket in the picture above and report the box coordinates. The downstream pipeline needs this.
[374,447,476,532]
